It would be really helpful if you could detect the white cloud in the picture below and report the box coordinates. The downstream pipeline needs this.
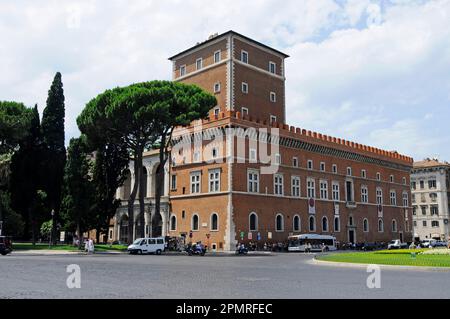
[0,0,449,161]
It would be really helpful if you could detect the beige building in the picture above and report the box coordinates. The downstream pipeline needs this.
[111,149,170,243]
[411,159,450,241]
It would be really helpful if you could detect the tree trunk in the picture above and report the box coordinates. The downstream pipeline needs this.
[127,151,141,244]
[29,205,36,246]
[76,219,82,250]
[154,134,168,235]
[138,165,146,238]
[96,228,100,244]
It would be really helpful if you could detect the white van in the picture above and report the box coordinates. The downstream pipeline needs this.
[127,237,165,255]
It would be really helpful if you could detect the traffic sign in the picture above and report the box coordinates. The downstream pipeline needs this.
[248,232,253,240]
[240,231,244,240]
[257,232,261,241]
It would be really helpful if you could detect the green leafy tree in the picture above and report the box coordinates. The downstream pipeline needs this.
[90,142,129,243]
[40,220,53,241]
[41,72,66,244]
[0,101,33,237]
[9,105,44,243]
[78,81,216,241]
[0,101,34,154]
[60,136,94,249]
[133,81,216,235]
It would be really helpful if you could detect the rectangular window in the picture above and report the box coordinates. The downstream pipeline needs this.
[403,193,409,207]
[275,153,281,165]
[242,82,248,94]
[307,178,315,198]
[190,172,201,194]
[171,175,177,190]
[390,175,394,183]
[420,180,424,189]
[376,188,383,205]
[274,174,284,196]
[208,169,220,193]
[320,180,328,200]
[214,50,221,63]
[320,162,325,172]
[249,148,257,162]
[196,58,203,70]
[213,107,220,118]
[291,176,300,197]
[361,170,366,178]
[361,186,368,203]
[241,50,248,64]
[292,157,298,167]
[411,181,416,190]
[431,206,439,216]
[428,180,437,189]
[346,167,352,176]
[346,181,353,202]
[270,115,277,124]
[214,82,220,93]
[377,173,381,181]
[423,220,427,227]
[390,190,397,206]
[179,65,186,77]
[248,170,259,193]
[193,151,201,163]
[332,182,340,201]
[241,107,249,116]
[332,164,337,174]
[269,61,276,74]
[307,160,313,170]
[421,206,427,215]
[270,92,276,102]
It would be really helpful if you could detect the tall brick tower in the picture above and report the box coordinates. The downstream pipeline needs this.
[167,31,413,251]
[169,31,288,124]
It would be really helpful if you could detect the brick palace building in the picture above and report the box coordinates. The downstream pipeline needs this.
[162,31,413,251]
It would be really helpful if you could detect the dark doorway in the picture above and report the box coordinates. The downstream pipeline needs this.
[152,213,163,237]
[348,229,355,243]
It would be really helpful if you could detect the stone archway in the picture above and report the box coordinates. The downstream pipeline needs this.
[119,215,129,243]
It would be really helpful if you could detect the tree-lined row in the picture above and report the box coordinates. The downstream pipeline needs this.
[0,74,216,245]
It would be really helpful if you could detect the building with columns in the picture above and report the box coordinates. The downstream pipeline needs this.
[111,149,170,243]
[411,159,450,241]
[167,31,414,251]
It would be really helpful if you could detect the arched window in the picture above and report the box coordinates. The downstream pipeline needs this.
[392,219,397,232]
[322,217,328,232]
[275,214,284,232]
[309,216,316,232]
[249,212,258,231]
[211,213,218,231]
[378,219,384,232]
[334,217,340,232]
[192,214,199,231]
[293,215,301,232]
[363,218,369,232]
[170,215,177,231]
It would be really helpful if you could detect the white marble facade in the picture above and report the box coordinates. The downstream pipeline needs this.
[111,150,170,243]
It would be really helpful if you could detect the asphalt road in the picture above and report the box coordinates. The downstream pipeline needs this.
[1,252,450,299]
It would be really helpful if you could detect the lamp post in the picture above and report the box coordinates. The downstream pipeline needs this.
[49,209,55,248]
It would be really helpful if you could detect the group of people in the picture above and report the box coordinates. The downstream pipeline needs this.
[73,237,95,254]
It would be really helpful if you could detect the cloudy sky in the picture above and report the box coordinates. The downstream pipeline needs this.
[1,0,449,161]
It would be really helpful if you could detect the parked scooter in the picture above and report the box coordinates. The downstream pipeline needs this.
[235,244,249,255]
[185,242,206,256]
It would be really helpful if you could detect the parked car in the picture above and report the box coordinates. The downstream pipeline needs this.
[387,239,408,250]
[420,239,437,248]
[127,237,165,255]
[0,236,13,256]
[362,242,381,251]
[434,241,448,247]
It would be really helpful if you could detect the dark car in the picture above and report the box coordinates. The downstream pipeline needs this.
[0,236,12,255]
[362,242,380,251]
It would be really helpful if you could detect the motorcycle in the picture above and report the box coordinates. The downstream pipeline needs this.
[235,245,249,255]
[185,244,206,256]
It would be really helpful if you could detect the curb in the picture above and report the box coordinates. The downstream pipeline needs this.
[310,256,450,272]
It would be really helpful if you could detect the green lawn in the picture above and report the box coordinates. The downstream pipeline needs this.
[13,243,128,252]
[317,249,450,268]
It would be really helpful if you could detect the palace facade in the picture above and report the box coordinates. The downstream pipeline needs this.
[166,31,414,251]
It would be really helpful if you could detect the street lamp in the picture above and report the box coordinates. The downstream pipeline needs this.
[49,209,55,248]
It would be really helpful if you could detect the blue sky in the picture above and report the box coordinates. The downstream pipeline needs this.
[1,0,449,161]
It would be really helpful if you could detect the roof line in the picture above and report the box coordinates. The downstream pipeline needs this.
[168,30,289,60]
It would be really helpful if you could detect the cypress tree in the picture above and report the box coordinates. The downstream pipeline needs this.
[41,72,66,244]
